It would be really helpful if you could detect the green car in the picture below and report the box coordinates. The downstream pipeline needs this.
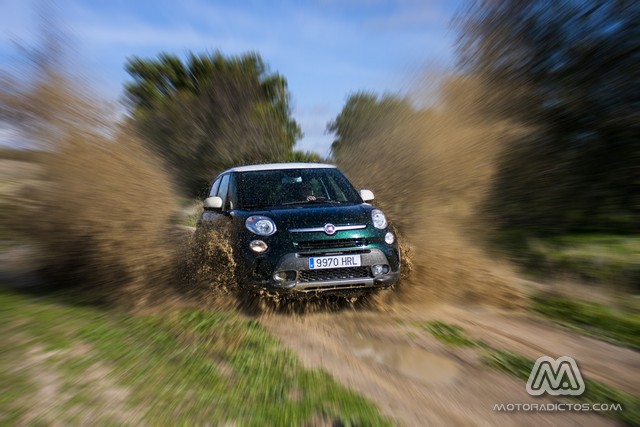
[197,163,400,296]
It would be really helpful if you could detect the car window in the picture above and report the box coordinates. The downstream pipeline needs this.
[209,177,221,198]
[227,174,238,210]
[325,176,348,201]
[236,168,360,209]
[309,178,323,195]
[217,174,230,207]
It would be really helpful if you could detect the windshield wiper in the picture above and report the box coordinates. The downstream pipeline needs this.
[280,199,341,206]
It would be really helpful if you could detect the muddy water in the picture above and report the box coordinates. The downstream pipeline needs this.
[345,336,459,385]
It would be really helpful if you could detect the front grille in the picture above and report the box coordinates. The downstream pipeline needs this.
[295,238,368,250]
[298,267,371,283]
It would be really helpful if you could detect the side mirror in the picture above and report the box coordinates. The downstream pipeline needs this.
[203,196,223,210]
[360,189,375,202]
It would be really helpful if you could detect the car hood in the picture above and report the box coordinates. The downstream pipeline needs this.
[239,204,374,230]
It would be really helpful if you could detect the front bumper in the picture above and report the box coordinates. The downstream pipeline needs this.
[249,248,400,294]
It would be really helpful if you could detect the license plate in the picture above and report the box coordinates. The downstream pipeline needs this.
[308,255,361,269]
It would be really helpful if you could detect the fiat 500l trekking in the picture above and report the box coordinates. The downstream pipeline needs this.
[197,163,400,295]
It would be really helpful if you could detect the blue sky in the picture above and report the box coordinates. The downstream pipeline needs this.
[1,0,462,155]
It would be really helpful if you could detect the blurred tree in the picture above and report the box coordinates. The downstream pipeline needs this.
[329,92,415,159]
[125,52,302,194]
[458,0,639,233]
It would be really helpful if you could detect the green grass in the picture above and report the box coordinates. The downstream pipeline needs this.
[423,320,640,425]
[531,294,640,350]
[538,234,640,284]
[0,289,390,426]
[493,232,640,290]
[421,321,486,347]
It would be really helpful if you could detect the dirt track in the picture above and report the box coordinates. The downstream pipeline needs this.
[0,222,637,426]
[260,300,638,426]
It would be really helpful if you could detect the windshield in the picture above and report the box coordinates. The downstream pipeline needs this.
[235,168,362,209]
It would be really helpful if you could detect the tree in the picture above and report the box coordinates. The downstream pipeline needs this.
[125,52,302,194]
[458,0,640,233]
[329,92,414,159]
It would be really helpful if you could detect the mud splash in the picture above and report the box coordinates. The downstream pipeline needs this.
[0,27,186,308]
[333,77,526,308]
[179,225,240,310]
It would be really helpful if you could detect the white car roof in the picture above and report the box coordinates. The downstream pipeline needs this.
[224,163,337,173]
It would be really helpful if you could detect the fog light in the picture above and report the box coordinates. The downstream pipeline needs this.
[273,271,297,284]
[372,264,390,276]
[385,232,395,244]
[249,240,268,253]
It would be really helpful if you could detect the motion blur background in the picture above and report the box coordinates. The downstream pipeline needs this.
[2,0,636,300]
[0,0,638,425]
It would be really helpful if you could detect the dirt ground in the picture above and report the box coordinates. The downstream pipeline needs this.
[0,199,637,426]
[259,299,637,426]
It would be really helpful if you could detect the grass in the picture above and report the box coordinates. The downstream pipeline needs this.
[421,321,486,347]
[493,231,640,290]
[531,294,640,350]
[0,289,390,426]
[423,320,640,425]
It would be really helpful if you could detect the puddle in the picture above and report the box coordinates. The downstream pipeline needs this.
[346,337,460,385]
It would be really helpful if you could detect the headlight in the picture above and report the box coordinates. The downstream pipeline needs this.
[245,216,277,236]
[371,209,387,229]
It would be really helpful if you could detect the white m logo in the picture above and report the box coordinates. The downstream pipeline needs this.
[526,356,585,396]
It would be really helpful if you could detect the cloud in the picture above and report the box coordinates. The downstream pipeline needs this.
[362,0,449,30]
[77,23,216,47]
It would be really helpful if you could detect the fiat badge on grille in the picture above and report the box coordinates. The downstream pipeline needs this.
[323,223,336,235]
